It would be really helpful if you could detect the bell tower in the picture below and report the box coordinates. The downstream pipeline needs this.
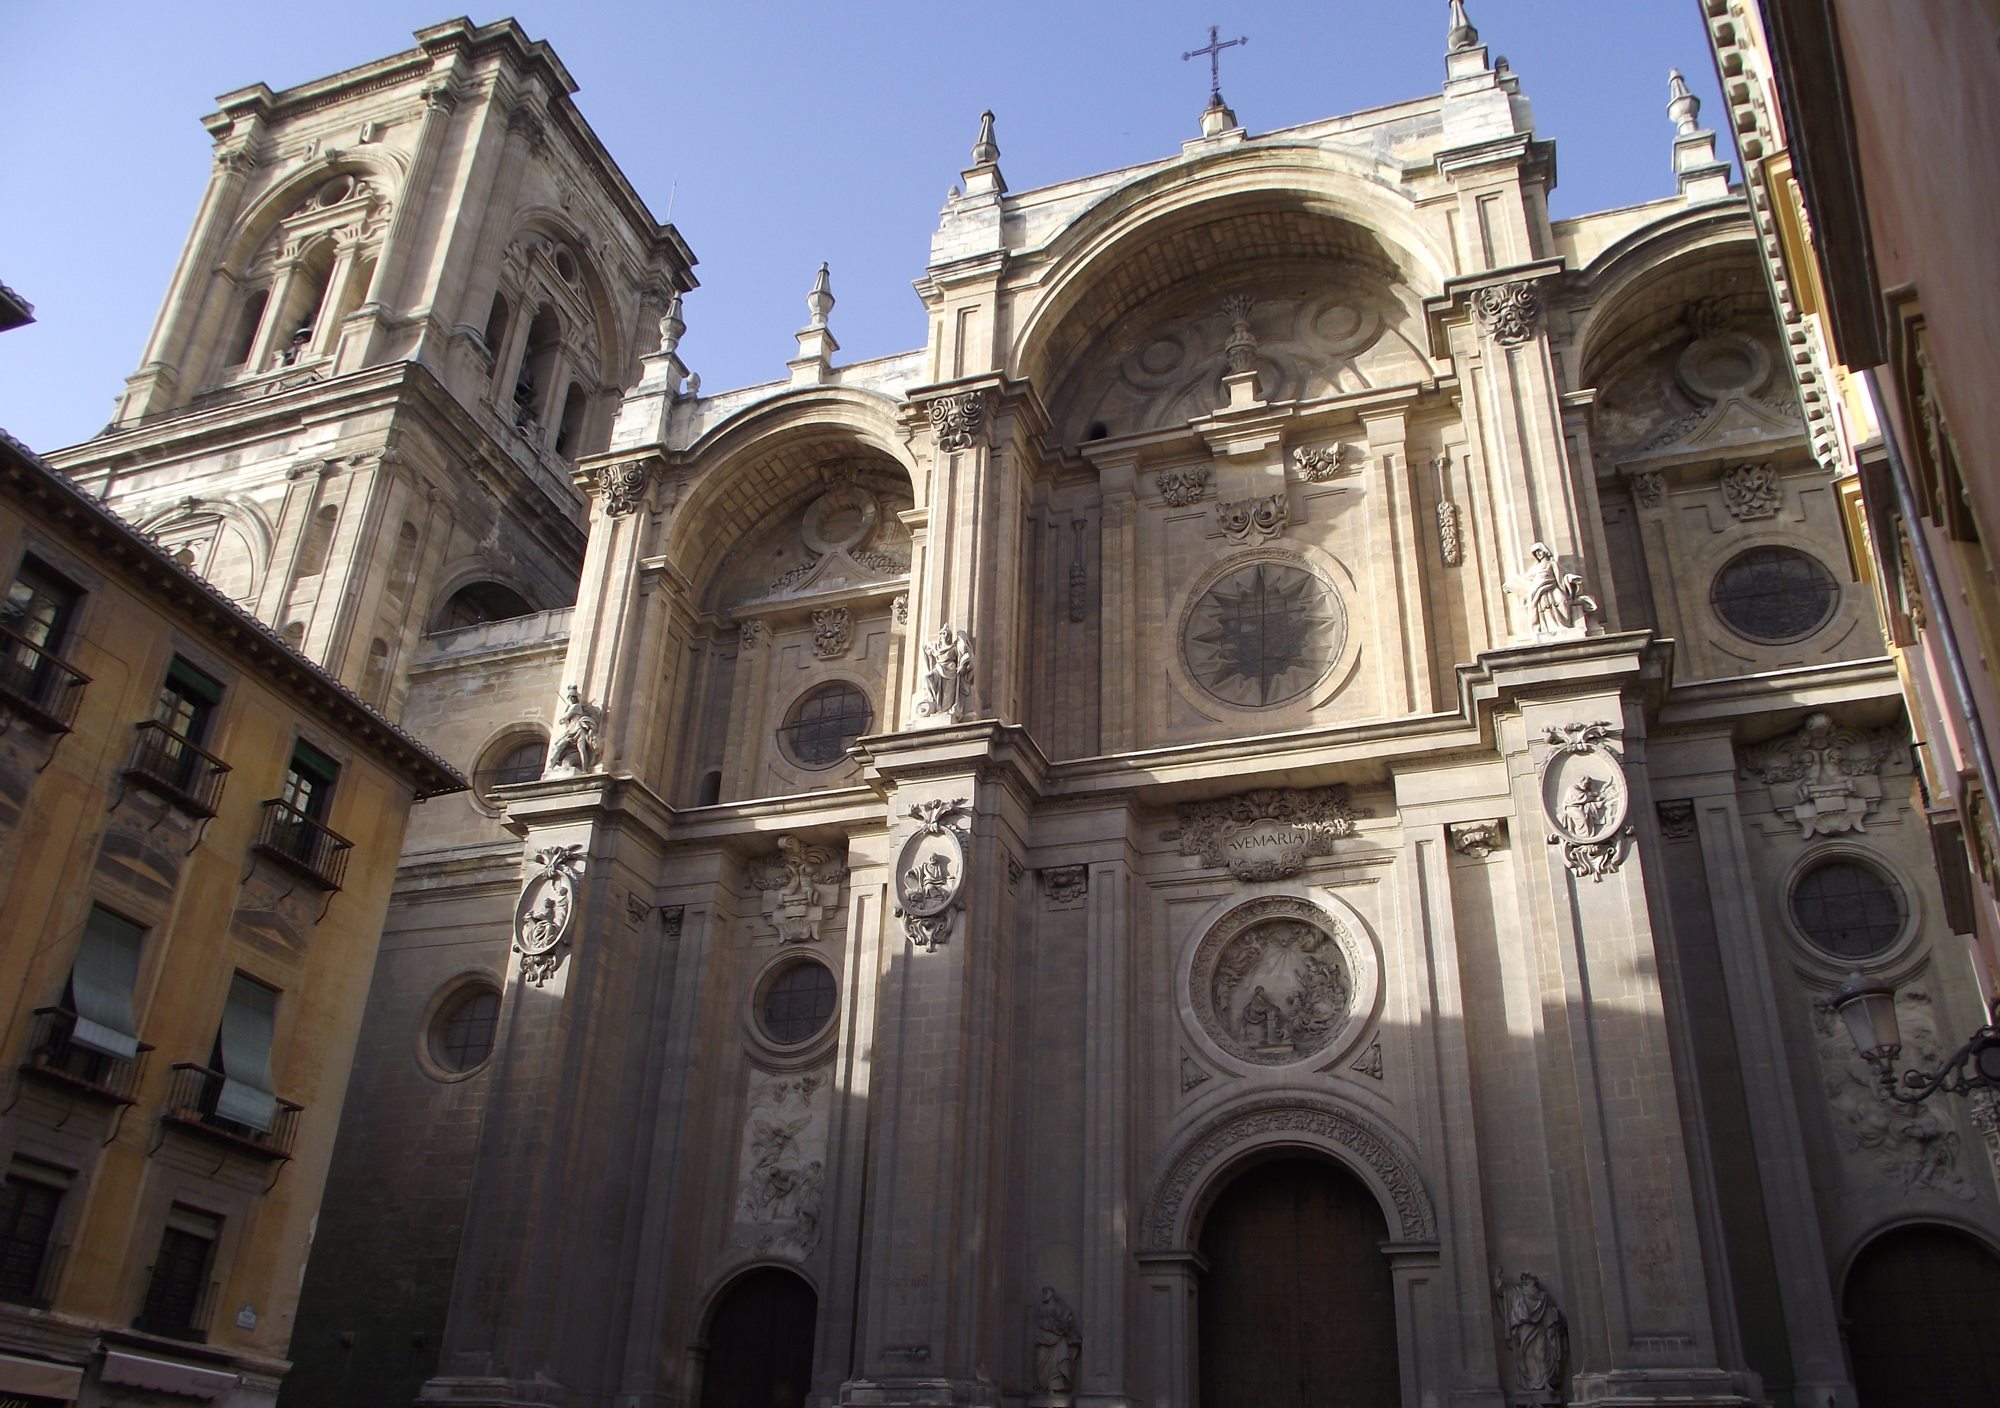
[48,18,695,715]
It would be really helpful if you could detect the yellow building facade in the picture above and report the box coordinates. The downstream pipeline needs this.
[0,427,461,1408]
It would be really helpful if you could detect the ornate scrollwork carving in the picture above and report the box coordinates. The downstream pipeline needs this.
[1448,821,1505,858]
[1292,443,1353,483]
[1631,471,1666,510]
[1215,491,1289,545]
[596,459,652,517]
[1437,500,1464,566]
[1472,280,1545,346]
[926,392,987,452]
[756,836,847,944]
[1041,864,1088,907]
[1538,721,1632,881]
[810,607,851,660]
[1741,712,1894,839]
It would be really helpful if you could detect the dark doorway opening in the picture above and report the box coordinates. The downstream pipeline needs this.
[1197,1154,1400,1408]
[699,1266,817,1408]
[1845,1223,2000,1403]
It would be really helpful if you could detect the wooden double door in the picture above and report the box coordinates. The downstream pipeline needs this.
[1197,1155,1401,1408]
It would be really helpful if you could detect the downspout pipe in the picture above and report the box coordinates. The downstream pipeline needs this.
[1862,366,2000,913]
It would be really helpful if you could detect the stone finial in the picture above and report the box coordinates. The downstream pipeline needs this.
[1668,69,1701,135]
[656,291,684,356]
[1447,0,1480,53]
[969,109,999,167]
[805,262,834,330]
[1199,92,1239,138]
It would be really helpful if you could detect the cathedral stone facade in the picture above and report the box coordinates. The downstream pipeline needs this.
[46,10,2000,1408]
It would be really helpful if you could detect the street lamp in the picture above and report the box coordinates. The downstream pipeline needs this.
[1832,969,2000,1103]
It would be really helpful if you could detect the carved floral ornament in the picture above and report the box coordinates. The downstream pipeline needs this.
[1156,466,1210,507]
[894,798,971,951]
[926,391,988,452]
[1471,279,1546,346]
[1292,443,1353,483]
[1538,721,1633,881]
[514,844,585,985]
[1214,491,1289,545]
[1719,462,1782,520]
[810,607,851,660]
[1166,786,1368,882]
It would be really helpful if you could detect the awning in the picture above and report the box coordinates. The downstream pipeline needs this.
[0,1353,81,1401]
[98,1351,237,1400]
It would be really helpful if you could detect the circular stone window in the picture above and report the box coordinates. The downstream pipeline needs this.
[779,682,872,769]
[1790,857,1907,961]
[1181,558,1347,709]
[1710,547,1840,643]
[430,984,501,1073]
[757,959,837,1046]
[1189,898,1362,1067]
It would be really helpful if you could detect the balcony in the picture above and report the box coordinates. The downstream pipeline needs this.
[21,1007,150,1104]
[123,721,229,817]
[251,798,351,891]
[0,625,88,732]
[161,1063,301,1161]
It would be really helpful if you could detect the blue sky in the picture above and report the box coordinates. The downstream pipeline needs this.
[0,2,1728,451]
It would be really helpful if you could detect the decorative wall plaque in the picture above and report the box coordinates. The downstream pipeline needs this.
[1539,721,1632,881]
[1631,471,1665,510]
[1741,712,1893,839]
[1168,786,1367,882]
[1720,462,1781,520]
[1041,864,1088,907]
[1188,896,1365,1067]
[1448,821,1505,858]
[1180,559,1346,710]
[926,392,987,452]
[736,1070,830,1258]
[1292,443,1353,482]
[514,843,584,985]
[756,835,846,944]
[894,797,970,950]
[596,459,651,517]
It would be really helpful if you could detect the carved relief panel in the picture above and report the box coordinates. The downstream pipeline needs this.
[732,1069,832,1259]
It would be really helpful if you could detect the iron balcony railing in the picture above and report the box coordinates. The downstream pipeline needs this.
[251,797,352,891]
[162,1062,302,1161]
[22,1006,150,1103]
[124,721,230,817]
[0,624,89,731]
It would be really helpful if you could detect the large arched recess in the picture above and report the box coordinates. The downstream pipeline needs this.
[693,1263,820,1408]
[1569,206,1774,393]
[216,149,413,274]
[505,204,631,388]
[1839,1218,2000,1400]
[665,385,920,599]
[1009,144,1455,395]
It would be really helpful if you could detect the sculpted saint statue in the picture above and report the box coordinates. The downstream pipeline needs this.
[548,684,603,773]
[1494,1270,1567,1394]
[915,623,974,721]
[1033,1286,1081,1397]
[1513,542,1598,637]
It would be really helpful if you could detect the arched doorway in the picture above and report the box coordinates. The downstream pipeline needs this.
[1197,1155,1400,1408]
[1844,1224,2000,1402]
[699,1266,817,1408]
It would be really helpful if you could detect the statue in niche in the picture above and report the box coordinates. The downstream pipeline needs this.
[1033,1286,1081,1398]
[1494,1270,1567,1399]
[914,622,974,721]
[1513,542,1598,638]
[548,684,603,774]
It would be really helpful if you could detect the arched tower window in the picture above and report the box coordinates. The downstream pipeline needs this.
[385,521,420,609]
[432,581,534,634]
[226,289,269,369]
[483,292,511,359]
[511,306,562,438]
[273,241,337,368]
[554,384,589,460]
[296,504,339,578]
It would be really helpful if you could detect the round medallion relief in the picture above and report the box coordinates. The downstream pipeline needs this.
[1180,558,1347,709]
[800,482,880,555]
[1189,897,1365,1067]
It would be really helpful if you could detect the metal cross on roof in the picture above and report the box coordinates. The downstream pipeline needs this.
[1183,25,1248,104]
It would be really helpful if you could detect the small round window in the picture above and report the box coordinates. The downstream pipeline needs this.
[758,960,837,1046]
[779,682,872,769]
[431,985,501,1072]
[1790,857,1906,960]
[474,734,546,802]
[1711,547,1840,643]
